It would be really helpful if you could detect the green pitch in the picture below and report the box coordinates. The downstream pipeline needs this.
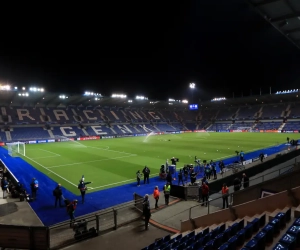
[18,132,288,194]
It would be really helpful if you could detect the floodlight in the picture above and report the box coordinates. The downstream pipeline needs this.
[112,94,127,98]
[169,99,175,102]
[22,87,25,90]
[128,100,133,103]
[182,100,188,103]
[189,83,195,89]
[14,87,17,90]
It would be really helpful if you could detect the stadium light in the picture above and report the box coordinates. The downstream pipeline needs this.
[29,87,44,92]
[136,96,148,100]
[182,100,188,104]
[211,97,226,102]
[189,83,195,89]
[275,89,299,94]
[169,98,175,102]
[18,92,29,97]
[14,87,18,90]
[59,95,68,99]
[84,91,102,96]
[0,85,11,91]
[112,94,127,98]
[22,87,25,90]
[128,100,133,103]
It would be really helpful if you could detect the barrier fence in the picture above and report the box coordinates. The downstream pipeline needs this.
[187,162,298,221]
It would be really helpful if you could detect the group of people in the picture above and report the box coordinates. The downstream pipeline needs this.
[136,166,151,186]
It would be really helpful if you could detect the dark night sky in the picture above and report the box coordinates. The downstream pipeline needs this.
[0,1,299,102]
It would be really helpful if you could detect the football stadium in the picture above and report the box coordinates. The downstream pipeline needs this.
[2,0,300,249]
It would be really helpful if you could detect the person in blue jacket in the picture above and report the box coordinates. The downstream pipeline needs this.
[30,177,39,200]
[78,177,92,204]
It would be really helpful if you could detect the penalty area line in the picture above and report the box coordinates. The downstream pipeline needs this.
[89,173,159,190]
[23,155,77,187]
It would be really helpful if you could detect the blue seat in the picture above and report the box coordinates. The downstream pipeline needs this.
[254,231,266,250]
[163,235,171,242]
[245,239,258,250]
[193,239,203,250]
[204,240,214,250]
[228,236,238,250]
[177,243,187,250]
[195,232,203,241]
[194,246,204,250]
[236,229,246,246]
[156,238,163,246]
[186,238,195,247]
[171,241,180,249]
[259,214,266,228]
[238,219,245,230]
[219,224,226,233]
[222,228,231,242]
[251,218,260,232]
[214,233,223,249]
[211,227,220,238]
[285,208,291,222]
[203,227,210,236]
[203,233,212,245]
[244,223,254,239]
[188,231,196,238]
[279,234,296,250]
[175,234,182,241]
[262,224,274,243]
[230,223,239,236]
[287,225,300,246]
[218,243,229,250]
[276,212,286,228]
[147,242,156,250]
[270,218,280,235]
[273,243,289,250]
[294,218,300,226]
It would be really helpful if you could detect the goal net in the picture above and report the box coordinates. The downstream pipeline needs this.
[7,142,26,157]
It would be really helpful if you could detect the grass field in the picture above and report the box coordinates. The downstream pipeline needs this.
[17,132,289,194]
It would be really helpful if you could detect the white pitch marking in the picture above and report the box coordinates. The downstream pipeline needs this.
[23,155,77,187]
[38,149,61,156]
[89,173,159,190]
[47,154,137,169]
[31,155,61,160]
[86,145,134,155]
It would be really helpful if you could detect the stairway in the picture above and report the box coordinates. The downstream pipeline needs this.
[5,131,11,141]
[278,123,286,131]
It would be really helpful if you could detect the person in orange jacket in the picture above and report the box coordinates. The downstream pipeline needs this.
[153,186,160,209]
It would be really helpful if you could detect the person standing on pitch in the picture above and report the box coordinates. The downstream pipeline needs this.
[163,182,171,205]
[142,166,150,184]
[136,170,142,187]
[53,183,63,207]
[30,178,39,200]
[78,178,92,204]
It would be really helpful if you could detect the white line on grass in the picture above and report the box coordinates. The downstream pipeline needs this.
[23,155,78,187]
[89,173,159,190]
[47,154,137,169]
[31,155,61,160]
[86,145,134,155]
[38,149,61,156]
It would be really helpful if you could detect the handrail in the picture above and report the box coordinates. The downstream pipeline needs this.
[49,196,145,229]
[187,162,296,219]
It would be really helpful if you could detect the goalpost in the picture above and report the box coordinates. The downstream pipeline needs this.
[6,142,26,157]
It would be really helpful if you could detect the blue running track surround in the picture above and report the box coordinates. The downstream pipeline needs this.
[0,142,289,226]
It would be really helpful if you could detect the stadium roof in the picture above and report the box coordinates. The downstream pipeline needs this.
[0,90,300,109]
[247,0,300,49]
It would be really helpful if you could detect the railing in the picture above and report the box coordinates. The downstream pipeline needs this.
[48,194,145,249]
[187,163,296,220]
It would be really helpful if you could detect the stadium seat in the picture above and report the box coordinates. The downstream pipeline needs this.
[222,228,231,242]
[244,239,258,250]
[279,234,296,250]
[272,243,289,250]
[195,232,203,241]
[219,224,226,233]
[238,219,245,230]
[213,234,224,249]
[287,225,300,247]
[293,218,300,226]
[202,233,212,245]
[186,237,195,247]
[175,234,182,241]
[218,243,229,250]
[276,212,287,228]
[193,239,203,250]
[244,223,254,239]
[211,227,220,238]
[250,218,260,233]
[203,227,210,236]
[270,218,281,235]
[253,231,266,250]
[227,236,238,250]
[236,229,246,246]
[163,235,171,243]
[229,223,239,236]
[259,214,266,228]
[177,243,186,250]
[204,240,214,250]
[262,224,275,243]
[147,242,156,250]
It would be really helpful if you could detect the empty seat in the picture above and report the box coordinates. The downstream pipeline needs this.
[218,243,229,250]
[204,240,214,250]
[214,234,224,249]
[238,219,245,230]
[222,228,231,242]
[272,243,288,250]
[193,239,203,250]
[219,224,226,233]
[287,225,300,247]
[178,243,186,250]
[270,218,280,235]
[254,231,266,250]
[211,227,220,238]
[262,224,275,243]
[279,234,296,250]
[276,212,286,228]
[244,223,254,239]
[293,218,300,226]
[195,232,203,241]
[202,233,212,245]
[259,214,266,228]
[245,239,258,250]
[236,229,246,246]
[228,236,238,250]
[251,218,260,232]
[230,223,239,236]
